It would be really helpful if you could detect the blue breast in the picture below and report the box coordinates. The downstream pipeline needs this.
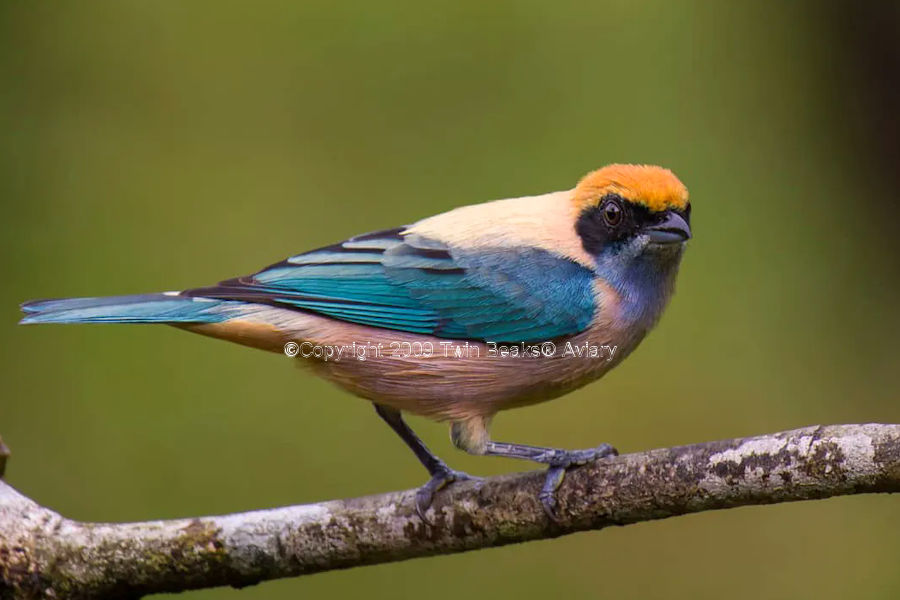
[594,246,680,328]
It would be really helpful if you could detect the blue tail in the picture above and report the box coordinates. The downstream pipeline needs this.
[20,293,241,325]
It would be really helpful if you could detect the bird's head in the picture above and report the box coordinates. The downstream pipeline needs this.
[572,164,690,270]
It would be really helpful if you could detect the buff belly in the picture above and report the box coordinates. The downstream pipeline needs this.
[181,303,646,421]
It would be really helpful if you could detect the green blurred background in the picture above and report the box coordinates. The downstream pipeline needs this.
[2,1,899,598]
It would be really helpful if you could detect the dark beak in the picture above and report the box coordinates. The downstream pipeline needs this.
[645,211,691,244]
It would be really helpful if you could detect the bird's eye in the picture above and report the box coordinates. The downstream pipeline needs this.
[601,199,623,227]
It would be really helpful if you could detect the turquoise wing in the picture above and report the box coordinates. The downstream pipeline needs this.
[184,228,596,342]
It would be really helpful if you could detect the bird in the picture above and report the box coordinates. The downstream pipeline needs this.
[20,163,691,522]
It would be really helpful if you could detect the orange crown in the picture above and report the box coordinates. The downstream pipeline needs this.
[573,164,689,213]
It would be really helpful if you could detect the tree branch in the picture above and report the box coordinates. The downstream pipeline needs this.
[1,423,898,599]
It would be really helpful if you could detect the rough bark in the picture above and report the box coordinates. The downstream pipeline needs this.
[1,423,898,599]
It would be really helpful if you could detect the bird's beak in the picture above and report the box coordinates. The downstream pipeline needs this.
[645,211,691,244]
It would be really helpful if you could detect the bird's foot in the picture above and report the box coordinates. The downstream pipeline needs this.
[415,466,479,523]
[537,443,618,523]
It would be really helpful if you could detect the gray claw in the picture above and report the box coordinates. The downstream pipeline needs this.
[415,468,478,523]
[540,444,618,523]
[539,465,567,522]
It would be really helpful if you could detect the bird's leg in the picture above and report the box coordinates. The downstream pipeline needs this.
[450,418,617,522]
[483,441,618,520]
[374,404,476,521]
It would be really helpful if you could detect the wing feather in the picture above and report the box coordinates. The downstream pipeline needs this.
[184,227,595,342]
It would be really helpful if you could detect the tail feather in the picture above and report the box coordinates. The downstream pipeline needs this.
[20,293,239,325]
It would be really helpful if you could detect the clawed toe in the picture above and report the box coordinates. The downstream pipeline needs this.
[540,444,618,522]
[415,468,478,523]
[539,465,567,521]
[554,443,618,467]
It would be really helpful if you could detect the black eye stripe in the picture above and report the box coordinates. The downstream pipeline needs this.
[576,195,689,255]
[576,196,634,255]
